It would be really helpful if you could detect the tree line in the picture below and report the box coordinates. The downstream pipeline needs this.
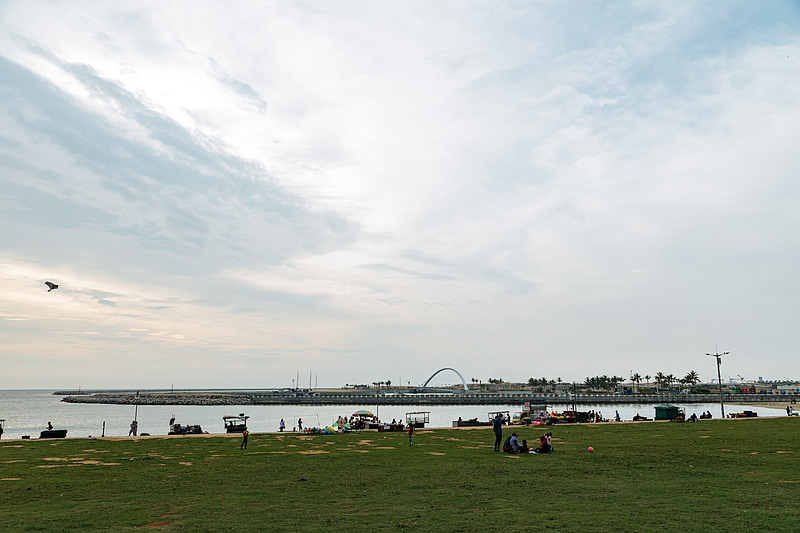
[520,371,703,392]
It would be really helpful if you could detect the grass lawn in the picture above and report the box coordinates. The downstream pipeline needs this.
[1,417,798,532]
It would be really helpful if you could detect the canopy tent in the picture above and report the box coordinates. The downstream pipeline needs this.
[352,410,375,418]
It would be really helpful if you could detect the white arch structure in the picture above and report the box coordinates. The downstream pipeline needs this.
[422,367,469,391]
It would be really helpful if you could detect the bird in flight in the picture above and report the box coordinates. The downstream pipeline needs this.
[45,281,58,292]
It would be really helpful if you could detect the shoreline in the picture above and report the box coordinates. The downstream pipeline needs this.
[3,414,793,443]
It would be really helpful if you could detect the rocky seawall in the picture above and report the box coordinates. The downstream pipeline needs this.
[61,393,253,405]
[58,391,800,406]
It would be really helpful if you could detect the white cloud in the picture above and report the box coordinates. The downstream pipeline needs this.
[1,1,800,388]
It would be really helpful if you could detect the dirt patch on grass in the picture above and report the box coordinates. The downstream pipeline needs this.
[1,478,23,481]
[179,462,193,466]
[429,452,446,455]
[298,450,329,455]
[139,520,170,529]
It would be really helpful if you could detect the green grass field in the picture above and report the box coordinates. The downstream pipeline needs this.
[1,418,798,532]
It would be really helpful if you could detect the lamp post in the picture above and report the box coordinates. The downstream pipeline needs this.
[706,351,729,418]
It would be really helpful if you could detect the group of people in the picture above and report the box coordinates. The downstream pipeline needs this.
[334,415,371,427]
[492,413,553,454]
[502,432,552,454]
[686,411,713,422]
[587,410,604,422]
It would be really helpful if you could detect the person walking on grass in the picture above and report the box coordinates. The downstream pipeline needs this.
[408,422,414,446]
[240,428,249,450]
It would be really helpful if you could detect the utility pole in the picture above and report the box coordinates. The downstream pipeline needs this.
[706,350,729,418]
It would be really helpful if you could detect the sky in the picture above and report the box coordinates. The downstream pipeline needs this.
[1,1,799,390]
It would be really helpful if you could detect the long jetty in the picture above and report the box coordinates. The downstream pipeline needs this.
[56,390,799,406]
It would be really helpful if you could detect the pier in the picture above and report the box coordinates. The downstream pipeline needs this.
[57,390,799,406]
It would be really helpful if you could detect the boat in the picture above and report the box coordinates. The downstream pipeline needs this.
[452,417,486,427]
[40,429,68,439]
[223,414,249,433]
[168,416,203,435]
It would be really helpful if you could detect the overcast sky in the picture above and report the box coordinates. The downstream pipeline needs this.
[1,1,799,390]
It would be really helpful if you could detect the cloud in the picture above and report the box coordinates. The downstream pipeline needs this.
[0,51,357,266]
[1,1,799,388]
[203,55,269,114]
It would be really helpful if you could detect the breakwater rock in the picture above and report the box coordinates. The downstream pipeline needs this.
[61,393,253,406]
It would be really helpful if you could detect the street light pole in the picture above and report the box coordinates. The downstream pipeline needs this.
[706,351,729,418]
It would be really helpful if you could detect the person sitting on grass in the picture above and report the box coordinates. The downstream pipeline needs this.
[536,432,553,454]
[520,439,529,454]
[509,433,521,453]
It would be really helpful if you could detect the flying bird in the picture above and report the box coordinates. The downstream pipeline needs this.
[45,281,58,292]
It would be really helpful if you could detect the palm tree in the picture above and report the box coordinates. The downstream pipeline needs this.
[654,372,666,392]
[683,370,700,387]
[632,373,642,393]
[644,375,651,389]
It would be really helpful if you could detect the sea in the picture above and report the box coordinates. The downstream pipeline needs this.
[0,390,789,440]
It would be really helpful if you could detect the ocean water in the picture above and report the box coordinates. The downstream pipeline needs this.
[0,390,789,440]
